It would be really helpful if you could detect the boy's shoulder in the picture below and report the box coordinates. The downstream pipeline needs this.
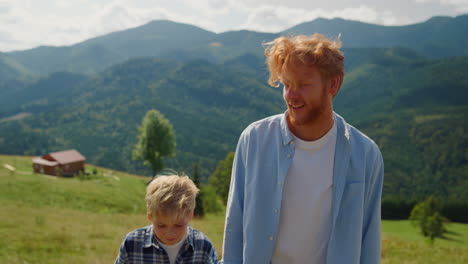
[122,225,152,245]
[188,226,215,249]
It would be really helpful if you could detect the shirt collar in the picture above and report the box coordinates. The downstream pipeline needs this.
[333,112,350,142]
[185,225,195,250]
[143,225,195,251]
[144,225,158,248]
[280,110,294,146]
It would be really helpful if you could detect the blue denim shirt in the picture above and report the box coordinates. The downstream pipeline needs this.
[222,112,384,264]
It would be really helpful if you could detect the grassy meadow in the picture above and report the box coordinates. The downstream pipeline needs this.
[1,155,467,263]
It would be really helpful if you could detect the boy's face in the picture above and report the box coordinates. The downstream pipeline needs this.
[148,212,192,245]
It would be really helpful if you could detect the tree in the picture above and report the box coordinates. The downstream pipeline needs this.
[193,163,205,217]
[409,196,447,244]
[133,109,176,176]
[200,185,224,214]
[209,151,235,205]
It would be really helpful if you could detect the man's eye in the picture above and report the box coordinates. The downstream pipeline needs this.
[175,225,183,228]
[157,225,166,228]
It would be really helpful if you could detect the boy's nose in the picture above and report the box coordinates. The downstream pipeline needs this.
[166,229,176,236]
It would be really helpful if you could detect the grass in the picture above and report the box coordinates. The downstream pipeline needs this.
[1,155,467,263]
[0,155,148,214]
[381,220,468,264]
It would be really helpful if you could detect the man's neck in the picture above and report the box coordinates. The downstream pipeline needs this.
[286,111,334,141]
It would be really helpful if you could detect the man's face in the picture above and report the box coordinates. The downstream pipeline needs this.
[148,212,192,245]
[280,61,334,129]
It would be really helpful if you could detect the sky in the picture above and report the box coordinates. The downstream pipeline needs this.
[0,0,467,52]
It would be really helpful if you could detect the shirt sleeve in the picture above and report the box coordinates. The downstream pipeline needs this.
[114,238,129,264]
[206,240,220,264]
[221,134,246,264]
[361,149,384,264]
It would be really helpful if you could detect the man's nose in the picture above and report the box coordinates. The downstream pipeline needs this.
[284,85,299,98]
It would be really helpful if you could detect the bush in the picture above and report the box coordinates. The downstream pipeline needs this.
[409,196,447,244]
[200,185,224,214]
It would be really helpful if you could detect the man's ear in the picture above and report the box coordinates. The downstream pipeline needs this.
[328,75,342,97]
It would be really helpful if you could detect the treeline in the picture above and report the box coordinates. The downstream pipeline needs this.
[202,152,468,223]
[382,196,468,223]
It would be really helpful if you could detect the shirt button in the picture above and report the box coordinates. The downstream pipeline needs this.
[277,181,282,185]
[269,236,273,241]
[274,209,278,214]
[287,154,291,158]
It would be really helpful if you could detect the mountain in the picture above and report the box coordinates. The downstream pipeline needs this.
[3,15,467,76]
[335,52,468,200]
[0,57,283,178]
[1,48,466,201]
[283,15,468,58]
[0,52,33,81]
[4,20,217,75]
[0,71,89,117]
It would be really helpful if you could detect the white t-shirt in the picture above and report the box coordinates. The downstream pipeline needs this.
[158,232,187,264]
[272,120,337,264]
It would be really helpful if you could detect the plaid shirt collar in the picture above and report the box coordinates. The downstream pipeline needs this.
[143,225,194,251]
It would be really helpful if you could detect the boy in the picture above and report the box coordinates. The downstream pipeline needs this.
[115,174,218,264]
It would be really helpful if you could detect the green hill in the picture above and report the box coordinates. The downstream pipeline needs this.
[0,155,226,263]
[1,155,467,263]
[0,155,148,263]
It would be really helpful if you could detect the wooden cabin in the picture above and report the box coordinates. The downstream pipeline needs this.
[32,149,86,177]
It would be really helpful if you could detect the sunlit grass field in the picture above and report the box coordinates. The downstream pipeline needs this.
[1,155,467,263]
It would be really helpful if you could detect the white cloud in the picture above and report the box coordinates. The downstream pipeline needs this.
[178,0,239,16]
[239,4,401,32]
[0,0,464,52]
[333,6,400,25]
[0,0,217,51]
[415,0,468,11]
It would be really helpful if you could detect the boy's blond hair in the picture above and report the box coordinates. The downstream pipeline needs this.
[146,174,199,219]
[264,34,345,88]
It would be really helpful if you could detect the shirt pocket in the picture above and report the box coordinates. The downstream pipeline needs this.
[342,181,365,206]
[337,182,366,226]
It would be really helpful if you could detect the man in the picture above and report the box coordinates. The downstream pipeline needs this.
[222,34,384,264]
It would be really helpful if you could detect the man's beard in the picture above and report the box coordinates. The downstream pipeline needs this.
[287,88,329,127]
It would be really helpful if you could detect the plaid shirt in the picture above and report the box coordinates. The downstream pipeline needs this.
[115,225,219,264]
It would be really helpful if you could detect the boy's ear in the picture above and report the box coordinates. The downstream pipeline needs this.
[147,213,154,222]
[188,211,194,221]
